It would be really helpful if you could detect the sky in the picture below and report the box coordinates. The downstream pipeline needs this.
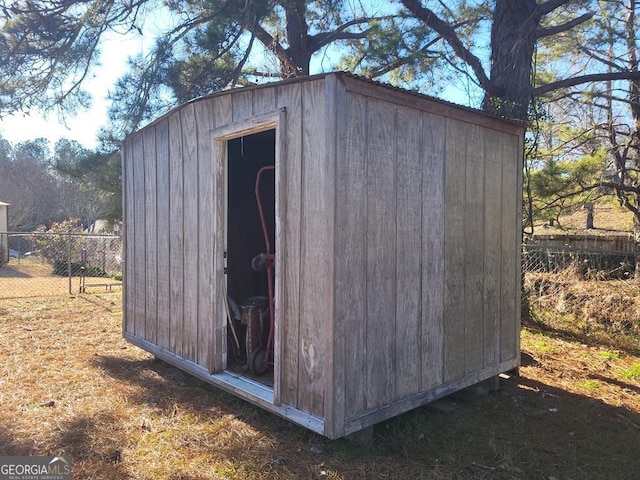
[0,25,151,150]
[0,3,481,151]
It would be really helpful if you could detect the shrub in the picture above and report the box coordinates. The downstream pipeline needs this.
[52,262,107,277]
[84,266,107,277]
[33,219,85,272]
[53,260,84,277]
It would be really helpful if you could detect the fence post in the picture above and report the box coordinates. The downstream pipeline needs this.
[102,237,106,273]
[67,231,72,295]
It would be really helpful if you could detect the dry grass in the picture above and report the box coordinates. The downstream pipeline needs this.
[533,200,633,235]
[1,291,639,479]
[0,260,121,299]
[525,270,640,346]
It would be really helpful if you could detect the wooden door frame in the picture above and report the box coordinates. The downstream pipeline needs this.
[212,108,286,404]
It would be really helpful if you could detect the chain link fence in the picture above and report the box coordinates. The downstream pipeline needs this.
[0,232,122,299]
[3,235,638,305]
[522,243,637,281]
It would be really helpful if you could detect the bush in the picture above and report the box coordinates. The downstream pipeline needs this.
[84,266,107,277]
[53,260,84,276]
[52,262,106,277]
[33,219,85,272]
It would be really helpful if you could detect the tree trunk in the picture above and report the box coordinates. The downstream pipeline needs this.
[624,0,640,280]
[485,0,539,120]
[284,0,311,76]
[586,204,594,229]
[634,212,640,281]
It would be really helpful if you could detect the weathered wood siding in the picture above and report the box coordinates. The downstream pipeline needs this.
[123,78,334,419]
[334,88,446,421]
[123,103,217,366]
[123,73,523,437]
[443,118,521,379]
[291,79,334,418]
[334,79,522,425]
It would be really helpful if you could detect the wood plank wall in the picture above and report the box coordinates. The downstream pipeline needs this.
[123,75,522,429]
[336,94,447,419]
[123,78,332,420]
[195,101,215,368]
[124,99,220,367]
[294,80,333,417]
[156,120,171,351]
[277,83,302,407]
[336,88,522,420]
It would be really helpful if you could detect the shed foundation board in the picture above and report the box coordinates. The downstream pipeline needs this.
[342,358,519,437]
[126,332,517,439]
[125,333,324,435]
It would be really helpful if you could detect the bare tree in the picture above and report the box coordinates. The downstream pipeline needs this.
[531,0,640,275]
[399,0,640,120]
[0,139,59,230]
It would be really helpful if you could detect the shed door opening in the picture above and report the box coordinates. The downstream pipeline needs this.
[225,129,276,387]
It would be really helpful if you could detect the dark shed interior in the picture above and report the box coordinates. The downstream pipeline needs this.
[226,129,276,372]
[226,130,276,304]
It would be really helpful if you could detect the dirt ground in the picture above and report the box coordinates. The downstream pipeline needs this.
[0,292,639,479]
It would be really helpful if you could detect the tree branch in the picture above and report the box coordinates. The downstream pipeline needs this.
[400,0,490,92]
[309,15,394,51]
[309,28,372,51]
[536,0,573,17]
[536,12,594,39]
[599,181,640,195]
[368,35,442,79]
[245,22,300,76]
[230,31,255,87]
[534,71,640,96]
[578,46,625,71]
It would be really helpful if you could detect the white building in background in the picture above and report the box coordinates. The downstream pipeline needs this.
[0,201,8,265]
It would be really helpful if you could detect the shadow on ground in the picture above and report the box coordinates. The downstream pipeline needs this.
[0,265,33,278]
[0,421,32,456]
[93,353,640,479]
[51,412,130,479]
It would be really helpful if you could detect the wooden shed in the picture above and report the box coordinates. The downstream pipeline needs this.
[121,72,524,439]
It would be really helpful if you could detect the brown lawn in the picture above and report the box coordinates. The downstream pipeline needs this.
[0,260,120,299]
[0,287,638,479]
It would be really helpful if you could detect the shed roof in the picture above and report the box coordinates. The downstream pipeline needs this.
[335,72,525,126]
[0,202,9,206]
[199,71,524,124]
[123,72,525,143]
